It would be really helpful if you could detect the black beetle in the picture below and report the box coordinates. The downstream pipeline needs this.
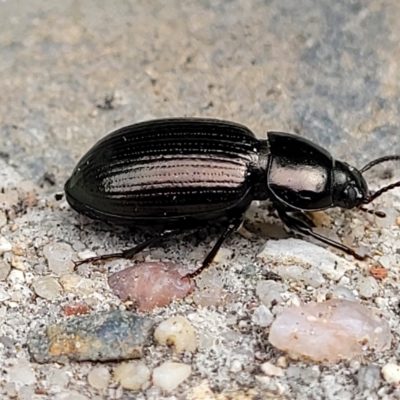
[65,118,400,277]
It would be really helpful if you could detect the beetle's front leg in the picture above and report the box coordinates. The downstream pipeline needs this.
[276,208,367,261]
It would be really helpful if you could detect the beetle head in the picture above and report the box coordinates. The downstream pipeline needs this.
[332,161,368,209]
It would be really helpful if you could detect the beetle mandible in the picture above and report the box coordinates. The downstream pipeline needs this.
[65,118,400,277]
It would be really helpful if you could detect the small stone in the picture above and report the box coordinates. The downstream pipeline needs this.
[358,365,381,391]
[0,236,12,255]
[9,359,36,386]
[152,361,191,392]
[0,210,7,228]
[114,362,151,390]
[252,305,274,327]
[256,280,285,308]
[382,363,400,384]
[43,242,74,275]
[88,366,110,390]
[54,390,89,400]
[109,262,194,311]
[0,288,10,301]
[0,260,11,281]
[77,250,97,260]
[4,382,17,397]
[332,285,356,301]
[269,299,391,362]
[258,238,355,281]
[60,274,96,296]
[32,276,62,300]
[28,310,154,363]
[49,368,69,388]
[277,356,287,368]
[64,301,90,316]
[358,276,379,298]
[260,362,284,377]
[7,269,25,284]
[213,247,232,263]
[154,316,197,353]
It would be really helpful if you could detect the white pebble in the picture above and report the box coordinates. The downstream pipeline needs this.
[9,359,36,386]
[0,236,12,255]
[88,366,110,390]
[261,362,284,377]
[154,316,197,353]
[32,276,62,300]
[114,362,151,390]
[60,274,96,296]
[43,242,74,275]
[252,305,274,327]
[382,363,400,383]
[7,269,25,284]
[0,211,7,228]
[0,288,11,301]
[78,250,97,260]
[152,361,191,392]
[358,276,379,298]
[258,238,355,281]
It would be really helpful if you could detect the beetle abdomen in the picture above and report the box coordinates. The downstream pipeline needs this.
[65,119,261,225]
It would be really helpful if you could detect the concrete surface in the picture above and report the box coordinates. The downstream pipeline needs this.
[1,1,400,399]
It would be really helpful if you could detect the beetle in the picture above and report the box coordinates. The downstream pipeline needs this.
[65,118,400,278]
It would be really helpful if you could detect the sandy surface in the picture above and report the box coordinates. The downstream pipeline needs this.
[1,1,400,399]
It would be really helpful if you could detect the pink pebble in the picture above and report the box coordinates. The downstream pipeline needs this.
[109,262,194,311]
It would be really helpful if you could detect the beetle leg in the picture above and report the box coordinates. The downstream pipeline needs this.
[73,229,184,267]
[184,217,243,279]
[277,209,367,261]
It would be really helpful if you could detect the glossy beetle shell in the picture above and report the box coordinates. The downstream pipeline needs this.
[65,119,267,227]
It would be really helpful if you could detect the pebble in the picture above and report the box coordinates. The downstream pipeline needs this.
[152,361,191,392]
[77,250,97,260]
[7,269,25,284]
[357,365,381,391]
[154,316,197,353]
[60,274,96,296]
[28,310,154,363]
[32,276,62,300]
[109,262,194,311]
[49,368,69,388]
[256,280,285,308]
[260,362,284,377]
[114,362,151,390]
[382,363,400,383]
[54,390,90,400]
[269,299,391,362]
[0,211,7,228]
[258,238,355,281]
[9,359,36,386]
[251,305,274,327]
[358,276,379,298]
[0,236,12,255]
[0,288,10,302]
[0,260,11,281]
[88,366,110,390]
[43,242,75,275]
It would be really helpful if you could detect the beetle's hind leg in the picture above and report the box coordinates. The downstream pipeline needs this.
[277,209,367,261]
[73,229,184,268]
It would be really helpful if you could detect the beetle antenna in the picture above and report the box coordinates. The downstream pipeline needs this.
[363,180,400,204]
[359,206,386,218]
[360,155,400,173]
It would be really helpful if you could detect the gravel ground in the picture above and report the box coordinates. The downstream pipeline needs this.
[1,1,400,399]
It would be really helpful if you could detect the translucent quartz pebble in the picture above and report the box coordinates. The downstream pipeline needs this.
[269,299,391,362]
